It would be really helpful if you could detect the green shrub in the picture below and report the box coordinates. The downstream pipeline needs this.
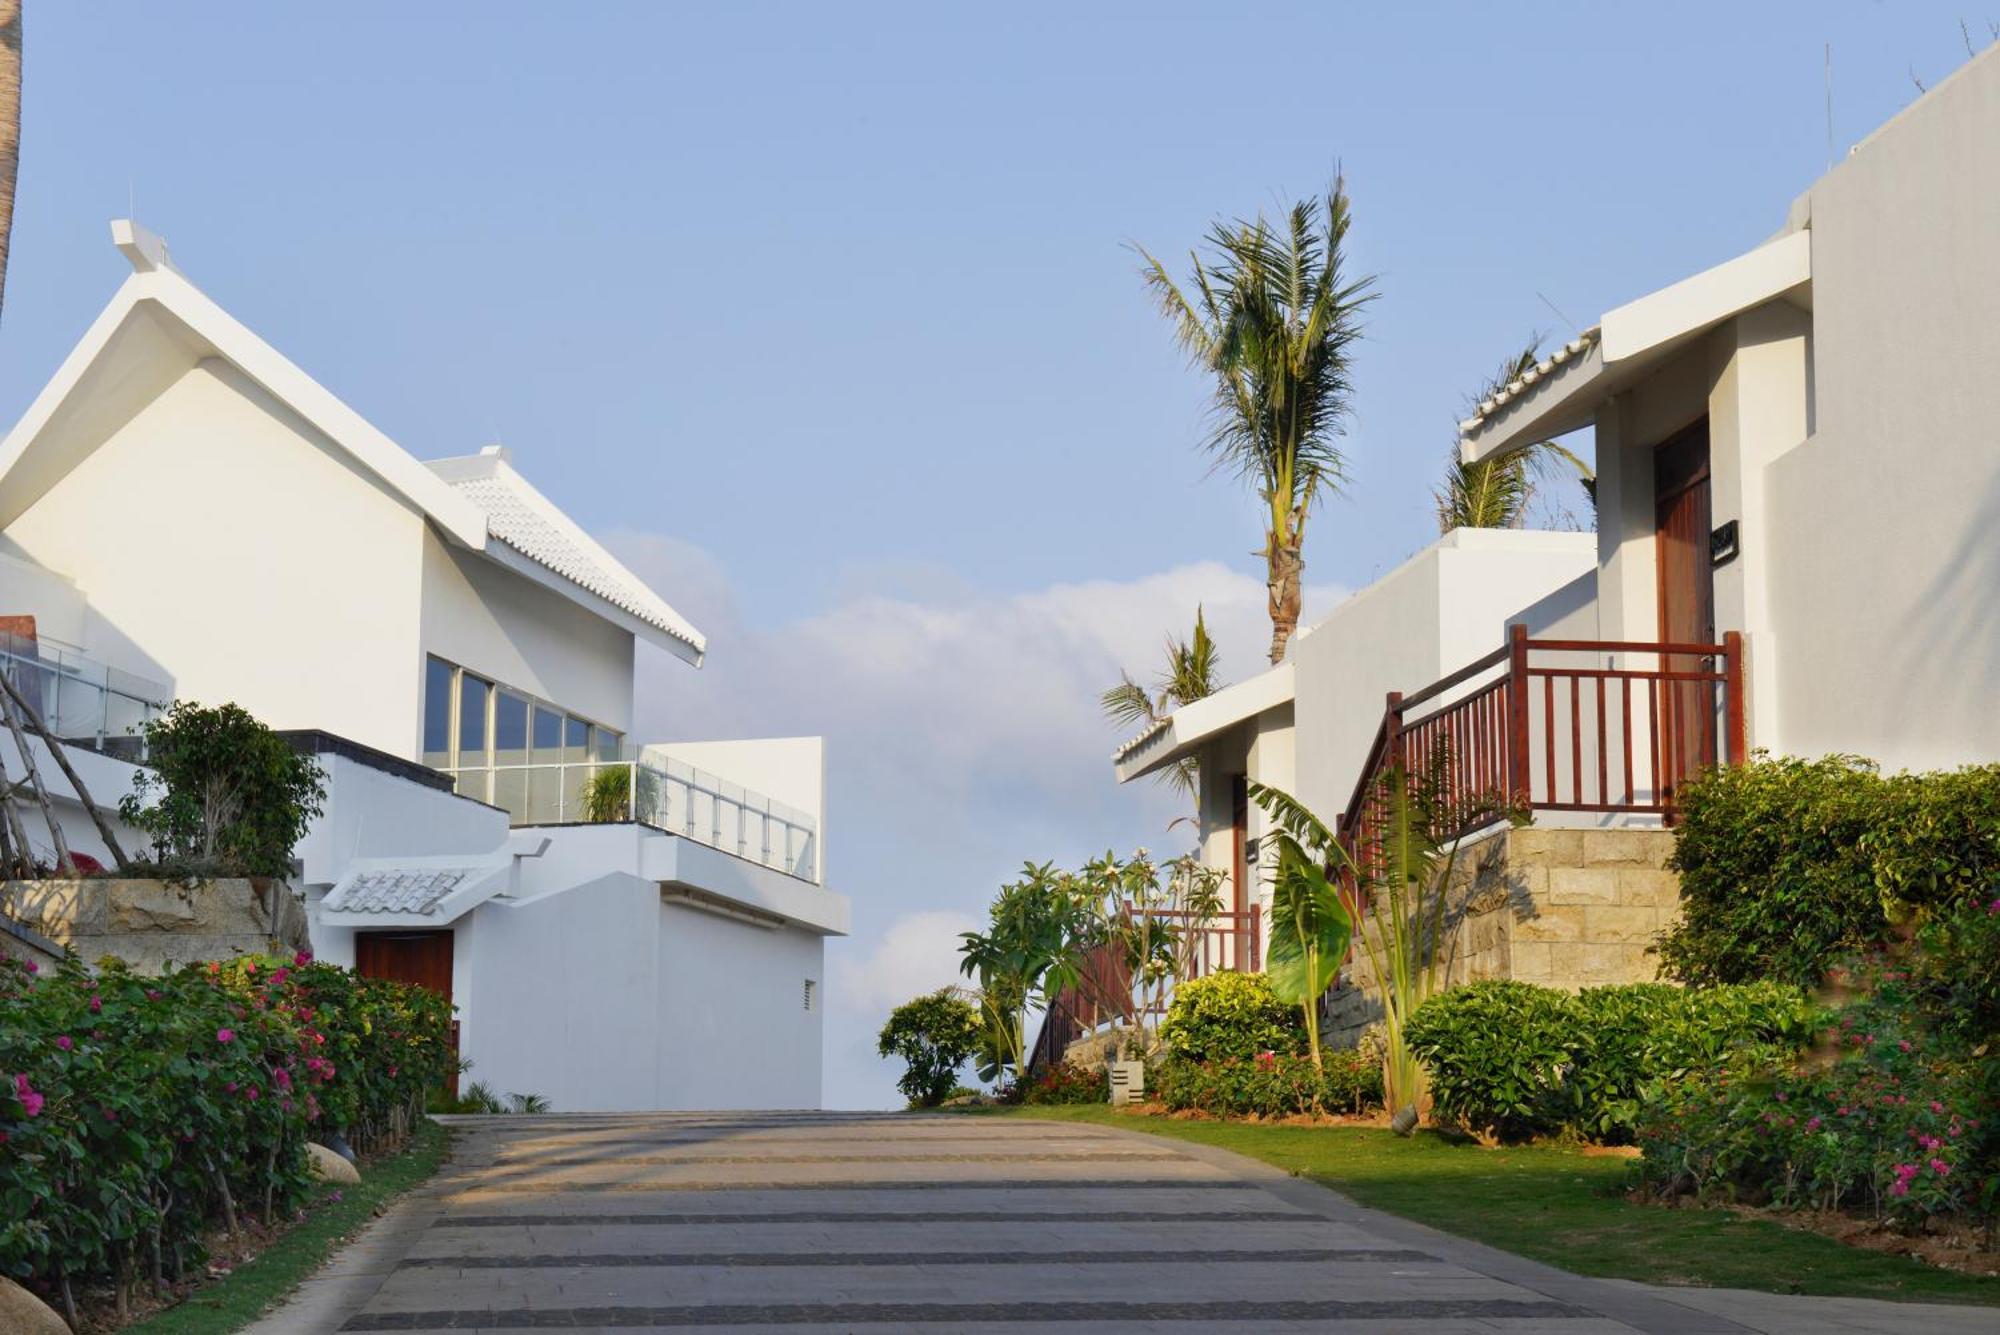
[1157,1050,1381,1118]
[1406,979,1815,1141]
[1158,971,1303,1064]
[1404,980,1580,1139]
[120,702,327,878]
[0,950,452,1306]
[1661,755,2000,986]
[877,989,983,1108]
[1565,981,1818,1141]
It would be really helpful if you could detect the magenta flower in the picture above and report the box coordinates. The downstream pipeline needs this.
[216,1028,235,1044]
[1931,1101,1946,1114]
[1932,1159,1951,1176]
[1804,1116,1821,1132]
[1890,1180,1910,1197]
[22,961,36,975]
[13,1073,43,1118]
[294,950,313,967]
[54,1035,72,1052]
[88,995,101,1013]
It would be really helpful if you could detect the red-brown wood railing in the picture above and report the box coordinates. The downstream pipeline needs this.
[1337,625,1744,879]
[1027,907,1260,1071]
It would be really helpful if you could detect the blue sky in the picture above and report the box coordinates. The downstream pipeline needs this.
[0,4,1987,1105]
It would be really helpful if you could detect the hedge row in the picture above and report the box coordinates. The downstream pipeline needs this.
[1404,979,1816,1141]
[0,951,453,1312]
[1158,970,1304,1063]
[1661,755,2000,986]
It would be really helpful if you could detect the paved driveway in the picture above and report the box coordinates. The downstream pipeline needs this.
[255,1112,1995,1334]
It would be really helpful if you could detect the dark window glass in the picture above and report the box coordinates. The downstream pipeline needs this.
[494,692,529,766]
[532,707,563,764]
[422,657,454,768]
[594,727,622,761]
[458,674,490,761]
[564,716,590,763]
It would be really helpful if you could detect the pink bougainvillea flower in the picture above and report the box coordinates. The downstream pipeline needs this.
[1890,1180,1911,1197]
[23,960,36,974]
[145,989,161,1001]
[216,1027,235,1044]
[88,995,101,1013]
[54,1035,72,1052]
[294,950,313,966]
[273,1067,292,1092]
[14,1073,44,1118]
[244,1085,260,1101]
[1932,1159,1951,1176]
[1804,1116,1821,1132]
[1932,1101,1947,1114]
[271,968,289,986]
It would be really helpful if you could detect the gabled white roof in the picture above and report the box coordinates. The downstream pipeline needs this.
[0,220,706,663]
[430,447,705,660]
[1113,663,1294,784]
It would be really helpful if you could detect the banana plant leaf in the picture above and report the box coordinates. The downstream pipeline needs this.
[1264,832,1352,1006]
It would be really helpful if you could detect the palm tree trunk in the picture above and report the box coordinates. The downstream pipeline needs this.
[1266,540,1304,664]
[0,1,19,325]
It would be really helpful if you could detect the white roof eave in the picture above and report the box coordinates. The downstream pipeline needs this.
[1112,663,1295,784]
[1459,229,1812,463]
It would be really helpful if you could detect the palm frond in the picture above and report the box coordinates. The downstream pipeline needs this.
[1436,336,1595,532]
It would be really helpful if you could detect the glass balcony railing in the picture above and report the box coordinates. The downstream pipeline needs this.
[0,632,171,761]
[443,752,819,884]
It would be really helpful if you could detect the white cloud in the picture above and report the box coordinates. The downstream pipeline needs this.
[605,530,1343,1107]
[829,909,982,1019]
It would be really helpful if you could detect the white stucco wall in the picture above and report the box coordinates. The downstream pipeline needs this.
[1760,46,2000,771]
[419,529,635,740]
[654,907,825,1110]
[293,752,509,888]
[3,360,428,756]
[1291,529,1596,820]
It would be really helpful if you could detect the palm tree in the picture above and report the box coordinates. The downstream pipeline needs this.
[1101,606,1222,802]
[1435,340,1594,531]
[1139,180,1375,665]
[0,1,19,324]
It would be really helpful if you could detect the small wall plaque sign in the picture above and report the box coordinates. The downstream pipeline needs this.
[1710,519,1740,568]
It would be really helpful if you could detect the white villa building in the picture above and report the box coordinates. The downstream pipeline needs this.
[1103,42,2000,1027]
[0,221,848,1111]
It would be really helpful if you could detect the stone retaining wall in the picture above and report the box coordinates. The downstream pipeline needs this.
[0,877,311,973]
[1325,825,1680,1046]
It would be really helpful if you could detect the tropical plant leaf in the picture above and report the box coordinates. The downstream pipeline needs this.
[1264,833,1352,1006]
[1248,780,1343,865]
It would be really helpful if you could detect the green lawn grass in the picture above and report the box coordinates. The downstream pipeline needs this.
[124,1120,452,1335]
[1005,1106,2000,1306]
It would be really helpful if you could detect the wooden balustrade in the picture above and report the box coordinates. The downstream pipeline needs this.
[1338,625,1744,879]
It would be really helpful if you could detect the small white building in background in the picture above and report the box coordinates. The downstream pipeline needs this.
[1113,528,1594,960]
[0,221,848,1111]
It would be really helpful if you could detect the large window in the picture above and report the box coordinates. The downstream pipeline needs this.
[421,655,624,816]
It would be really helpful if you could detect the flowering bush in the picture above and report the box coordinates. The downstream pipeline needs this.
[1637,899,2000,1230]
[1012,1061,1110,1105]
[0,951,452,1313]
[1157,1049,1382,1118]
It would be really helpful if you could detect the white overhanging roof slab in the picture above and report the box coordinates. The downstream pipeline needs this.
[1459,229,1812,462]
[1113,663,1295,784]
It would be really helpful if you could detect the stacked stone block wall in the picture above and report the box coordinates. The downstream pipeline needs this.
[1324,825,1681,1047]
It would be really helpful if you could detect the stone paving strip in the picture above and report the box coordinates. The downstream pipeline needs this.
[232,1111,1993,1335]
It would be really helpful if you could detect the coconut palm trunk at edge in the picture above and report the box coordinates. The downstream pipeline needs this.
[0,0,20,324]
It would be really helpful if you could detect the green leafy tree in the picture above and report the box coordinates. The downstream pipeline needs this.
[1101,607,1224,805]
[120,702,326,878]
[957,863,1092,1086]
[1139,181,1375,664]
[877,988,984,1108]
[1436,339,1594,532]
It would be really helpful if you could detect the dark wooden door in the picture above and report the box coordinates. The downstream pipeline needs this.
[1654,421,1716,798]
[354,931,457,1095]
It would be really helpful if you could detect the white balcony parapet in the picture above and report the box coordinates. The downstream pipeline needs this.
[0,631,171,760]
[442,750,819,884]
